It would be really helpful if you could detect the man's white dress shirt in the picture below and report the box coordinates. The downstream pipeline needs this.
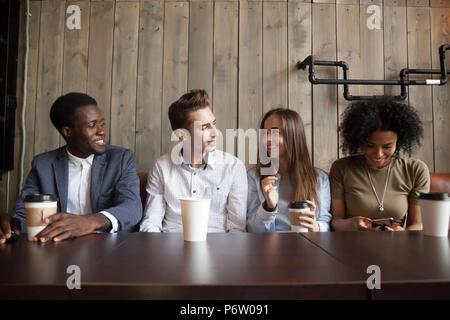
[139,150,247,232]
[66,149,118,232]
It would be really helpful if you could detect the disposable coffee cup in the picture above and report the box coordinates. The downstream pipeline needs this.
[288,201,310,233]
[24,194,58,241]
[180,198,211,242]
[418,192,450,237]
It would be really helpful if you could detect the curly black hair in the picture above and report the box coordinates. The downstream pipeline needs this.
[339,99,423,157]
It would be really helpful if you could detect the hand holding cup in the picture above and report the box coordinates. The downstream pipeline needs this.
[34,212,109,242]
[296,200,320,232]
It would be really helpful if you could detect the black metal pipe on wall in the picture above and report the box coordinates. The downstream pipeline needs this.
[297,44,450,101]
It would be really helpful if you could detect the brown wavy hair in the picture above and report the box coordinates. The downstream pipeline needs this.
[257,108,320,211]
[168,89,210,131]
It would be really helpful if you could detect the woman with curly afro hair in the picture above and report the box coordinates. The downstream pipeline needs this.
[330,100,430,231]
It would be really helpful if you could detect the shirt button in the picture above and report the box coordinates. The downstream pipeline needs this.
[193,190,196,193]
[193,173,196,175]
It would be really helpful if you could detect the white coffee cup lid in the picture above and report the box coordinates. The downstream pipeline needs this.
[418,192,450,201]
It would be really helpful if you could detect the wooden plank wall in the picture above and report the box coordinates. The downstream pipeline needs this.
[1,0,449,212]
[431,0,450,173]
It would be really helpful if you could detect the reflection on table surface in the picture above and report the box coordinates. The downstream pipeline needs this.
[0,231,449,300]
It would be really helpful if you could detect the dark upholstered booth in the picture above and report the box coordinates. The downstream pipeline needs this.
[138,172,148,209]
[430,173,450,194]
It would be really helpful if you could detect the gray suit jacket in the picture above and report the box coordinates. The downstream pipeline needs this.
[11,145,142,233]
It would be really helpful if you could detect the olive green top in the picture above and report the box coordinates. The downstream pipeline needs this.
[330,155,430,224]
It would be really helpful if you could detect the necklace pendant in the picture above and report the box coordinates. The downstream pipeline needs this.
[378,205,384,212]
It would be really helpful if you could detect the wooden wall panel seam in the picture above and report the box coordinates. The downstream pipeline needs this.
[134,1,142,156]
[160,1,166,159]
[407,5,434,170]
[87,1,115,145]
[34,0,65,155]
[135,0,164,171]
[161,1,189,155]
[8,0,43,211]
[110,2,140,152]
[406,0,430,7]
[288,1,313,153]
[213,1,239,145]
[312,2,338,170]
[59,1,68,149]
[32,1,42,164]
[337,2,361,159]
[430,7,450,172]
[238,0,263,168]
[430,0,450,7]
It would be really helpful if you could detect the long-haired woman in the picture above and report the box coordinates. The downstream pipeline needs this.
[247,108,331,232]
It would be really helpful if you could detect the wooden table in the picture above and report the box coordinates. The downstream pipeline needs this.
[0,231,448,300]
[301,231,450,300]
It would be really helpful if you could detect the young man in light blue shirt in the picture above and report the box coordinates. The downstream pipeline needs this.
[140,89,247,233]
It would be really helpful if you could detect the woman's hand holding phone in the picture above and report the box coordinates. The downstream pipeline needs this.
[351,216,373,231]
[371,218,405,231]
[384,222,405,231]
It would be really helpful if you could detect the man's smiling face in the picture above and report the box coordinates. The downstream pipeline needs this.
[63,105,107,158]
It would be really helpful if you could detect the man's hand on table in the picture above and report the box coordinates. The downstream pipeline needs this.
[0,214,21,244]
[35,212,112,242]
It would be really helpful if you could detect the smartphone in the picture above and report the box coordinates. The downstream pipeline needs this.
[371,217,395,228]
